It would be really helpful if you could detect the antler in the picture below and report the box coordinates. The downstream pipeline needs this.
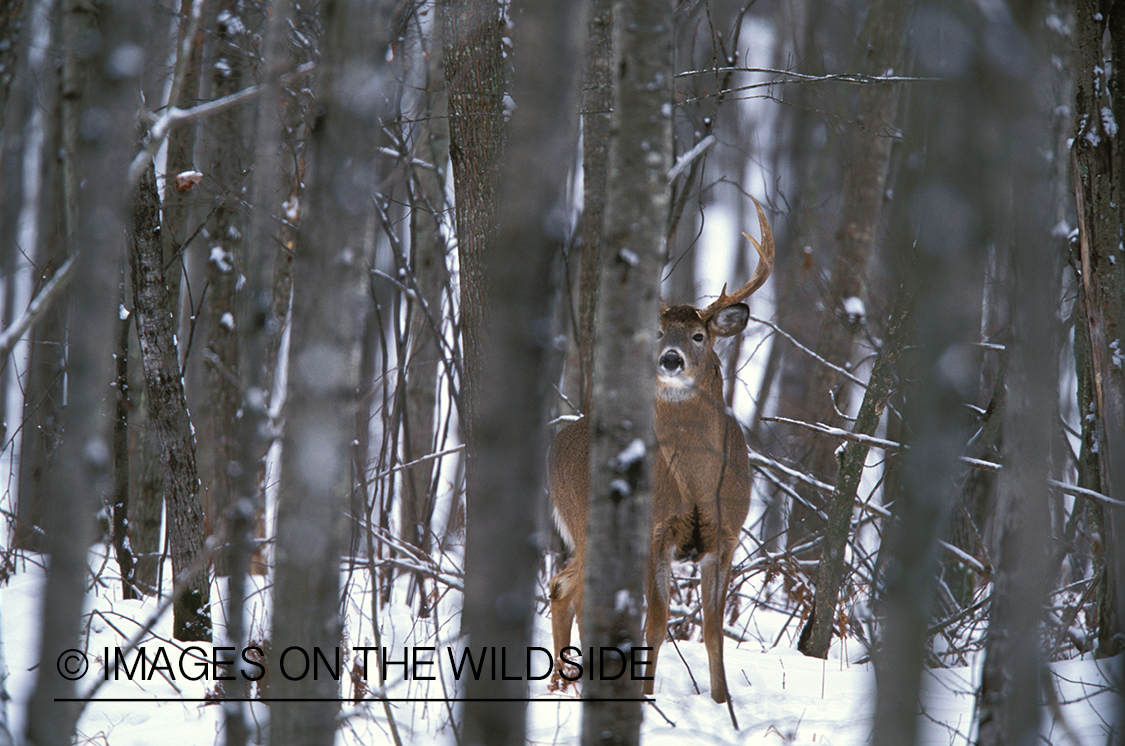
[701,196,774,319]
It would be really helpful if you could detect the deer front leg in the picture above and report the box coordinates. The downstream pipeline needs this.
[642,544,672,696]
[699,551,731,703]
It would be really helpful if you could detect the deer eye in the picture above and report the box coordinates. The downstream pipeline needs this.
[692,332,705,343]
[656,330,664,340]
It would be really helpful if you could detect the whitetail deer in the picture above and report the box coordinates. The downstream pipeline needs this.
[548,198,773,704]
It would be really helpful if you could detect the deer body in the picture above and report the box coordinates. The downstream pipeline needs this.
[548,200,773,704]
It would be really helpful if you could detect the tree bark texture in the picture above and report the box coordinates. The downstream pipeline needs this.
[130,163,212,642]
[799,292,910,659]
[581,0,670,742]
[458,1,586,744]
[575,0,613,415]
[440,0,505,436]
[200,0,253,576]
[1072,0,1125,662]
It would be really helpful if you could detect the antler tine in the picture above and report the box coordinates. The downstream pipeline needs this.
[702,196,774,318]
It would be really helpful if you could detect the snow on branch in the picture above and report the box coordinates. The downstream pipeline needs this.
[127,61,317,185]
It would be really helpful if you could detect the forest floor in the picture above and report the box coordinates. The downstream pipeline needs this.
[2,549,1118,745]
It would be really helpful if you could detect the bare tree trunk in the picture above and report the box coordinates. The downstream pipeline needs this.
[268,0,391,741]
[799,292,910,658]
[130,162,212,642]
[2,0,63,553]
[26,0,147,742]
[222,2,292,742]
[161,0,205,329]
[440,0,504,436]
[794,0,909,659]
[580,0,670,742]
[112,281,137,599]
[457,2,586,744]
[576,0,612,415]
[975,15,1057,743]
[400,10,452,599]
[873,4,1055,745]
[1072,0,1125,662]
[200,0,253,576]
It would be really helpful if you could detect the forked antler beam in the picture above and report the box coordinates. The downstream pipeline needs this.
[701,196,774,319]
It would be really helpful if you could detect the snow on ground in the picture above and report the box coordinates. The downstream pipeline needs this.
[2,550,1120,745]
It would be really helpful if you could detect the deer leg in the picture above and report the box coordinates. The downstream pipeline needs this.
[549,555,583,658]
[642,544,672,696]
[699,551,730,703]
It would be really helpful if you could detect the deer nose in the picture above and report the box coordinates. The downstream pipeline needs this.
[659,349,684,374]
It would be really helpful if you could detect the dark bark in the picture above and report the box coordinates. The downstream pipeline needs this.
[223,2,292,742]
[112,282,137,600]
[799,292,910,658]
[200,0,253,576]
[129,163,211,642]
[576,0,612,414]
[440,0,505,435]
[1072,0,1125,661]
[160,0,206,327]
[977,12,1057,736]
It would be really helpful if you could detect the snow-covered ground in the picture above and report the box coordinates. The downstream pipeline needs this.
[3,549,1119,745]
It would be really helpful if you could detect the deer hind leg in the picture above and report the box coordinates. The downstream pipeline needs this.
[549,554,583,673]
[642,544,672,696]
[699,551,731,703]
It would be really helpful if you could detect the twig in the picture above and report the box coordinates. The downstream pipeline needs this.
[749,315,867,388]
[759,416,901,451]
[668,134,716,181]
[127,61,317,185]
[757,417,1123,509]
[0,253,78,361]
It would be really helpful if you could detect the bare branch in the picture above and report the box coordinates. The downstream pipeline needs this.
[0,253,77,362]
[126,61,317,185]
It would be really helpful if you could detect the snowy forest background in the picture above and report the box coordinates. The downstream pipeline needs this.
[0,0,1123,744]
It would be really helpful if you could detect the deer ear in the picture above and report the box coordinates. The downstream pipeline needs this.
[709,304,749,337]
